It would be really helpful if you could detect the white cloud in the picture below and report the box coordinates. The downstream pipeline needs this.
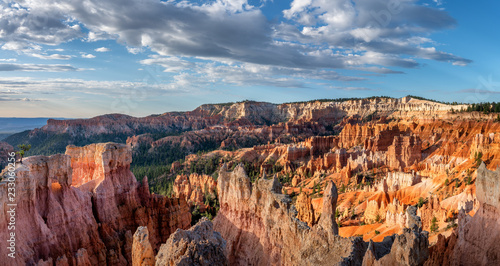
[0,2,83,47]
[127,47,143,54]
[0,63,82,72]
[0,77,187,96]
[140,56,195,73]
[95,47,110,52]
[30,53,72,60]
[0,0,471,87]
[81,53,96,59]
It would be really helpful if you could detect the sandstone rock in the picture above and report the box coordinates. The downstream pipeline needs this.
[155,218,227,266]
[173,173,217,211]
[386,135,422,170]
[318,181,339,235]
[303,135,338,156]
[75,248,92,266]
[434,163,500,265]
[417,196,447,232]
[364,199,387,224]
[406,206,423,231]
[0,143,191,265]
[424,232,457,266]
[363,207,429,266]
[385,198,407,227]
[291,175,301,187]
[127,134,154,149]
[295,192,316,226]
[378,172,422,192]
[213,165,434,266]
[373,227,429,266]
[132,226,155,266]
[213,165,368,265]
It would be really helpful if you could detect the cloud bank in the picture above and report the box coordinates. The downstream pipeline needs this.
[0,0,472,89]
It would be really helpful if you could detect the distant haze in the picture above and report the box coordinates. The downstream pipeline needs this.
[0,118,66,140]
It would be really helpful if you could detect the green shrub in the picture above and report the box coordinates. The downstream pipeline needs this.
[416,197,428,208]
[430,217,439,232]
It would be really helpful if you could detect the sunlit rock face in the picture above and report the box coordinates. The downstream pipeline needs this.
[0,143,191,265]
[426,164,500,266]
[212,165,429,266]
[173,173,217,212]
[155,218,227,266]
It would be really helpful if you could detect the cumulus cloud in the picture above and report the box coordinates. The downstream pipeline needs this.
[94,47,110,52]
[140,57,364,90]
[81,53,96,58]
[0,1,82,48]
[0,0,471,82]
[1,41,72,60]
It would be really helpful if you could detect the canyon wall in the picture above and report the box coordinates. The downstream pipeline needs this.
[212,165,429,266]
[173,173,217,212]
[426,163,500,265]
[0,143,191,265]
[20,97,464,139]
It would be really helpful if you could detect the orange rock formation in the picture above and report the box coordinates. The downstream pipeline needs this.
[0,143,191,265]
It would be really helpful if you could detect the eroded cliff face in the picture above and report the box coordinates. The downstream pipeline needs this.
[426,163,500,265]
[0,143,191,265]
[173,173,217,212]
[212,165,429,266]
[163,113,500,250]
[8,97,468,157]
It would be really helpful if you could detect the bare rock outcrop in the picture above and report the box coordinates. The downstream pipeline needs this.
[425,163,500,265]
[295,192,316,226]
[173,173,217,211]
[452,163,500,265]
[386,135,422,170]
[363,206,429,266]
[0,142,191,265]
[378,172,422,192]
[155,218,227,266]
[213,164,367,265]
[213,164,431,266]
[132,226,155,266]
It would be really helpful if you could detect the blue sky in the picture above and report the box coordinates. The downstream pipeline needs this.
[0,0,499,118]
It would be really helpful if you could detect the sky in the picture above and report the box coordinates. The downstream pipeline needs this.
[0,0,499,118]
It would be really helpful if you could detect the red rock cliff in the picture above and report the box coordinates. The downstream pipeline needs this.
[212,164,429,265]
[0,143,191,265]
[426,163,500,265]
